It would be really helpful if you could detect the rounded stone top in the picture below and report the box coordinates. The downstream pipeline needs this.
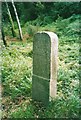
[36,31,58,42]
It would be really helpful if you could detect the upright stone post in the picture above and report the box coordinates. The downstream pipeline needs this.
[32,31,58,105]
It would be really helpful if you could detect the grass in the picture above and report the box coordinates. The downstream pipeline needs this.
[1,15,80,118]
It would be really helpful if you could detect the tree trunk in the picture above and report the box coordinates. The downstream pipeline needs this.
[5,0,16,37]
[1,24,7,47]
[12,0,23,40]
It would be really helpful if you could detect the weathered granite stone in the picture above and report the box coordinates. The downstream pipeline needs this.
[33,54,50,78]
[32,75,49,105]
[33,33,51,56]
[32,31,58,105]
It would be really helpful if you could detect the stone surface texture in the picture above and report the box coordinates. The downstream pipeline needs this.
[32,31,58,105]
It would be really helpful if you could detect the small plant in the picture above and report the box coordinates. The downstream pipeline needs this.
[27,25,38,36]
[10,104,35,118]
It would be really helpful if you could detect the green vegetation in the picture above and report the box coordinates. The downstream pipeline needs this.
[1,2,80,119]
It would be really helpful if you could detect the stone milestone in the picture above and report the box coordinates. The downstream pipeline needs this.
[32,31,58,105]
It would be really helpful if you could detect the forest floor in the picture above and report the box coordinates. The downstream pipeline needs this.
[1,16,80,118]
